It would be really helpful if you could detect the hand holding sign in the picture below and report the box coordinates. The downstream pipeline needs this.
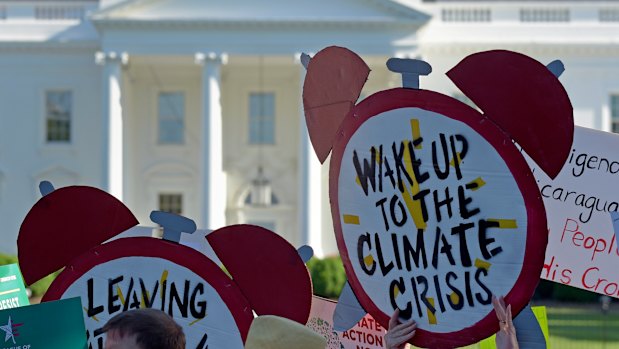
[492,296,519,349]
[384,309,417,349]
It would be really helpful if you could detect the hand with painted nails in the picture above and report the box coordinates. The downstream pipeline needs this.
[384,309,417,349]
[492,295,519,349]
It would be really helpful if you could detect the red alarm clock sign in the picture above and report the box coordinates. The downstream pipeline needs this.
[44,236,251,348]
[18,183,312,349]
[303,47,573,348]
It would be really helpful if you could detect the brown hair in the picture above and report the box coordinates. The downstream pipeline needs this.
[100,309,185,349]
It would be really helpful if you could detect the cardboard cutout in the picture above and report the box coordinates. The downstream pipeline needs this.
[207,225,313,325]
[447,50,573,179]
[302,47,574,348]
[333,281,367,332]
[18,184,138,285]
[43,237,252,348]
[18,184,313,349]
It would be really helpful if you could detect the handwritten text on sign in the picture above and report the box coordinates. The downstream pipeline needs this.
[338,108,527,332]
[532,126,619,297]
[60,256,244,349]
[307,296,386,349]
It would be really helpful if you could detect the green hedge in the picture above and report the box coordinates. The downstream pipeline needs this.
[528,280,603,303]
[0,253,58,297]
[304,258,603,303]
[2,251,602,303]
[306,256,347,299]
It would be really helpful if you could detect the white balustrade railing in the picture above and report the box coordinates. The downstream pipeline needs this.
[441,8,492,23]
[35,5,85,20]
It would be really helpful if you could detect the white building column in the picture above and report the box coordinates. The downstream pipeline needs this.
[195,52,227,230]
[297,54,323,256]
[96,51,128,200]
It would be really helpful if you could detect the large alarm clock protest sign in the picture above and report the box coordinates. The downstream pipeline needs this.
[43,237,251,349]
[303,47,573,348]
[332,91,545,347]
[18,185,313,349]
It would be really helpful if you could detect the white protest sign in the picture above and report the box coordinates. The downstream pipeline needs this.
[308,296,386,349]
[532,126,619,297]
[43,238,252,349]
[331,100,546,347]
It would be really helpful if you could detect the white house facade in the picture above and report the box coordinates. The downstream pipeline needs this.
[0,0,618,257]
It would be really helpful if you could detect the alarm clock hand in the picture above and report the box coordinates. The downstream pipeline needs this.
[150,210,197,243]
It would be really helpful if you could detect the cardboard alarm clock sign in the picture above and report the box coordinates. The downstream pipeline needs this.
[303,47,574,348]
[17,183,312,349]
[43,237,251,348]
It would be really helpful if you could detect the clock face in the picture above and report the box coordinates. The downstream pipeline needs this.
[43,237,252,349]
[330,89,547,348]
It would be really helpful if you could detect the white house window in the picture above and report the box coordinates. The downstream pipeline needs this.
[158,193,183,215]
[600,8,619,22]
[244,190,279,206]
[611,95,619,133]
[249,92,275,144]
[158,92,185,144]
[45,90,72,142]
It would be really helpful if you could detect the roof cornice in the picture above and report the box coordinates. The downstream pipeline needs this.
[421,42,619,56]
[91,18,428,31]
[89,0,431,30]
[0,41,99,53]
[91,0,430,21]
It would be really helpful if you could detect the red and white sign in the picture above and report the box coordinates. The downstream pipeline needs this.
[330,91,547,347]
[532,126,619,297]
[44,237,252,349]
[308,296,386,349]
[304,47,573,348]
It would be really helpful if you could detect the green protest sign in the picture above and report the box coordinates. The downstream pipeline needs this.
[0,264,28,310]
[532,306,550,346]
[0,297,86,349]
[479,306,549,349]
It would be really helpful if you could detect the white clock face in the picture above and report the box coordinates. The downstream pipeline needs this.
[337,107,527,333]
[60,256,245,349]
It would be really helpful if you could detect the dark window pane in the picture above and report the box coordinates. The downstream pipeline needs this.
[249,92,275,144]
[158,92,185,144]
[46,91,71,142]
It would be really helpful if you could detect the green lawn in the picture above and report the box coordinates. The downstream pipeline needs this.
[545,305,619,349]
[412,304,619,349]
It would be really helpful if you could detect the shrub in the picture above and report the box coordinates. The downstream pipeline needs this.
[0,253,58,297]
[306,256,347,299]
[29,271,60,297]
[552,283,599,302]
[0,253,18,265]
[534,279,601,303]
[533,280,555,300]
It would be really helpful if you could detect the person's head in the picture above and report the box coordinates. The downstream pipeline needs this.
[101,308,185,349]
